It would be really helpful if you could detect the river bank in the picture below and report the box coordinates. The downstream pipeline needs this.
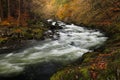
[50,22,120,80]
[0,20,62,54]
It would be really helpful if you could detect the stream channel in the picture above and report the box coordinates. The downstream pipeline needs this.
[0,20,107,80]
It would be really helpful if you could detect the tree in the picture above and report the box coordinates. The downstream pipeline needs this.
[17,0,21,26]
[0,0,3,22]
[8,0,11,17]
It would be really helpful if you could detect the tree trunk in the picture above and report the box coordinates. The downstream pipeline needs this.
[0,0,3,22]
[8,0,11,17]
[17,0,21,26]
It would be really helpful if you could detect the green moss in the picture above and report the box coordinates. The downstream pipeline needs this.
[80,67,90,79]
[50,70,65,80]
[82,52,97,63]
[0,37,8,44]
[32,28,44,39]
[51,67,80,80]
[51,66,92,80]
[8,26,45,40]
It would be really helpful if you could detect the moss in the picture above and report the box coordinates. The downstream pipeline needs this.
[80,67,90,79]
[0,37,8,44]
[51,66,92,80]
[51,67,80,80]
[82,52,97,63]
[50,70,65,80]
[32,29,44,39]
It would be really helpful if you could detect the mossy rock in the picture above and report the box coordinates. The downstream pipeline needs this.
[0,37,8,44]
[51,66,91,80]
[82,52,98,63]
[32,29,44,39]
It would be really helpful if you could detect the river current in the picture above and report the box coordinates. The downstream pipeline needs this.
[0,20,107,79]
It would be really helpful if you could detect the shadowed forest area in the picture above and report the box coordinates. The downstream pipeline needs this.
[0,0,32,26]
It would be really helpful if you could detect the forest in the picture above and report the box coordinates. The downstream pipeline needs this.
[0,0,32,26]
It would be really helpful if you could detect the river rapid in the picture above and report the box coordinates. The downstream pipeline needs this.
[0,20,107,80]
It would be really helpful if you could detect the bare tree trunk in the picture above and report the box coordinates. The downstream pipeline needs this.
[8,0,11,17]
[0,0,3,22]
[17,0,21,26]
[24,0,27,14]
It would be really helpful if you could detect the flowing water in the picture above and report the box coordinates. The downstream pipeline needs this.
[0,20,107,80]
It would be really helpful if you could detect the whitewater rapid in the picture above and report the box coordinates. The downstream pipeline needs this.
[0,20,107,75]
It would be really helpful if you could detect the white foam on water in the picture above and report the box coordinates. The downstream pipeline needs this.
[0,19,107,75]
[5,53,14,58]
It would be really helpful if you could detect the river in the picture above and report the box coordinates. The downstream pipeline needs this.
[0,20,107,80]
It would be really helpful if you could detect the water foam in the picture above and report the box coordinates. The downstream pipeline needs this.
[0,20,107,75]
